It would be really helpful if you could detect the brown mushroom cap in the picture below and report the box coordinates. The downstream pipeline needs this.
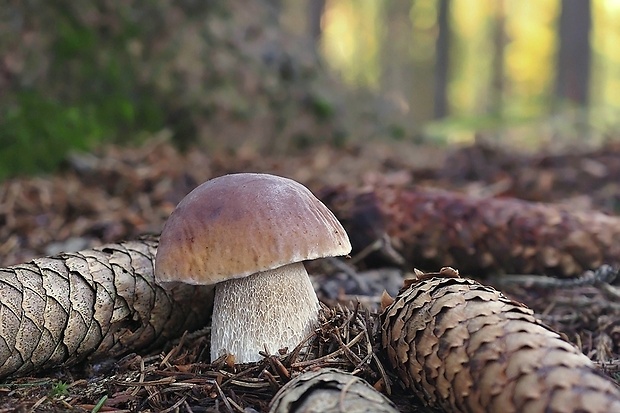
[155,173,351,285]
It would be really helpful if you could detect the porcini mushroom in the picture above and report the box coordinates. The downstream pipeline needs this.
[155,173,351,363]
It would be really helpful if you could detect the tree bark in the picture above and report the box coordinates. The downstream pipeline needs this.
[308,0,325,49]
[381,268,620,412]
[322,186,620,277]
[489,0,506,116]
[556,0,591,104]
[269,368,399,413]
[0,237,213,379]
[433,0,450,119]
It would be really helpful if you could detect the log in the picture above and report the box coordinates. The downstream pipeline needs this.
[322,186,620,277]
[0,237,213,379]
[268,368,399,413]
[381,268,620,413]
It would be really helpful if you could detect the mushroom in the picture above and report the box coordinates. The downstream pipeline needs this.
[154,173,351,363]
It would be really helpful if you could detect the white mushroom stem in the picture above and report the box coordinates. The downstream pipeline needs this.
[210,262,320,363]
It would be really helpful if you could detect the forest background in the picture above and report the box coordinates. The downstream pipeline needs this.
[0,0,612,179]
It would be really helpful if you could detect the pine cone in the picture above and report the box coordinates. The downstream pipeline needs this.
[269,368,399,413]
[381,268,620,412]
[323,186,620,277]
[0,238,213,378]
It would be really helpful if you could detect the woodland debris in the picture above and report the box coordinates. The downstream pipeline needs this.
[493,264,618,289]
[2,140,620,409]
[488,266,620,372]
[441,141,620,210]
[268,368,399,413]
[0,237,213,379]
[1,297,408,412]
[381,267,620,413]
[322,185,620,277]
[3,139,620,276]
[0,139,438,268]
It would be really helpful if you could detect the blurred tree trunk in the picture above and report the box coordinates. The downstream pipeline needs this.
[266,0,282,17]
[308,0,325,49]
[380,0,413,89]
[490,0,506,116]
[555,0,591,105]
[433,0,450,119]
[380,0,415,118]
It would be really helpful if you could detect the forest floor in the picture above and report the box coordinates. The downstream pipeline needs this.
[1,138,619,412]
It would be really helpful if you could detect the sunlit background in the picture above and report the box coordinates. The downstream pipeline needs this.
[286,0,620,144]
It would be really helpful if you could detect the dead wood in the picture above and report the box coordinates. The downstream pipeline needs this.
[268,368,399,413]
[381,267,620,413]
[322,186,620,277]
[0,237,213,379]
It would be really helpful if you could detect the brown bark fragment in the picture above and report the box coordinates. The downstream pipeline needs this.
[0,237,213,378]
[381,272,620,412]
[268,368,400,413]
[323,186,620,277]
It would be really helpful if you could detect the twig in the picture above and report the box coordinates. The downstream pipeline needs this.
[213,380,235,413]
[291,331,365,368]
[496,265,619,288]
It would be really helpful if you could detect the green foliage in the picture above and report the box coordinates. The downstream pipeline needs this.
[388,124,406,140]
[1,93,104,178]
[92,395,109,413]
[0,2,167,180]
[49,380,70,398]
[308,95,335,120]
[0,87,163,180]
